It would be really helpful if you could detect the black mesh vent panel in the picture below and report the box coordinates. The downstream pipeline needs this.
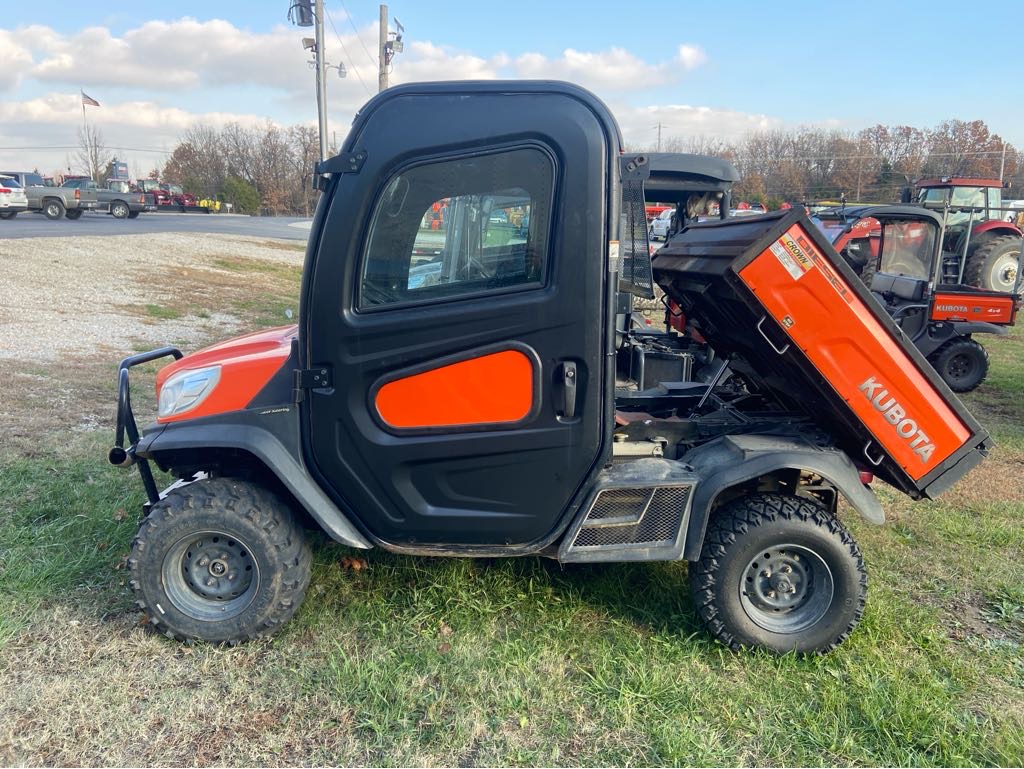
[618,169,655,299]
[573,486,691,548]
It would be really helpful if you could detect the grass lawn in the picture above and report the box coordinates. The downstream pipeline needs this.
[1,261,1022,765]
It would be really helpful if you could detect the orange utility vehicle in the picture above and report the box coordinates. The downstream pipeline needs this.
[111,81,990,654]
[814,205,1020,392]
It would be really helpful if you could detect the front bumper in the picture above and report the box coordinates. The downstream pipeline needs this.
[110,347,183,504]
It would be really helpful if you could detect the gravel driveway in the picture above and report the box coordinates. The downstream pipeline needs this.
[0,233,303,361]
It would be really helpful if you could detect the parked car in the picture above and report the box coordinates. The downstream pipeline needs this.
[61,178,154,219]
[0,174,29,219]
[0,171,101,220]
[649,207,674,240]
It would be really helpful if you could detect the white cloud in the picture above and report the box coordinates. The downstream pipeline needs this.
[677,44,708,71]
[513,47,673,91]
[0,29,33,90]
[0,93,273,176]
[614,103,783,147]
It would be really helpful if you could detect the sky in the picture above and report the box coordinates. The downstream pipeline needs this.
[1,0,1020,178]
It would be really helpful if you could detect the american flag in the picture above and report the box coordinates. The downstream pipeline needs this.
[81,91,100,108]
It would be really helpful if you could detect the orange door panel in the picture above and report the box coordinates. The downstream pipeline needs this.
[374,348,537,430]
[738,224,971,480]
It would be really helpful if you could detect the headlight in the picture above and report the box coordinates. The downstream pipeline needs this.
[158,365,221,418]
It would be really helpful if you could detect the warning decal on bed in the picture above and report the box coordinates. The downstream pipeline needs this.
[769,232,814,280]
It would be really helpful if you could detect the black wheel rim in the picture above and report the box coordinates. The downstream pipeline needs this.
[161,530,260,621]
[739,544,834,634]
[946,353,975,383]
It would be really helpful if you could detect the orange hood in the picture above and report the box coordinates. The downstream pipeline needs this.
[156,324,297,423]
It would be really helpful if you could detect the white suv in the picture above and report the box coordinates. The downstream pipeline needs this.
[0,175,29,219]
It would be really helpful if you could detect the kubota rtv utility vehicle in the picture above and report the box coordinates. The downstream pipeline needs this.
[815,205,1021,392]
[112,82,991,653]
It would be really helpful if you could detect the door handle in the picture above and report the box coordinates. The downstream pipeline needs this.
[560,361,578,419]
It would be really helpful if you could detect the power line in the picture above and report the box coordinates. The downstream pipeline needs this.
[0,145,173,154]
[335,0,379,67]
[324,6,373,97]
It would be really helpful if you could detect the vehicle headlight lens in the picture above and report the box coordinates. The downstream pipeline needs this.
[158,366,221,418]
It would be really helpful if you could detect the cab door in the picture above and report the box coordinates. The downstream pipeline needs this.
[301,83,616,548]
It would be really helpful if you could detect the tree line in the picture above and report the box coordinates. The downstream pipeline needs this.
[640,119,1021,208]
[125,116,1019,216]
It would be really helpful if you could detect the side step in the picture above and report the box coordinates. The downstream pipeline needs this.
[559,459,697,563]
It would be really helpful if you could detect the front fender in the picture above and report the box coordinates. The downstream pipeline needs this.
[137,411,371,550]
[680,434,883,560]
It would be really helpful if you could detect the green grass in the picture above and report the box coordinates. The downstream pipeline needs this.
[144,303,182,320]
[1,323,1022,764]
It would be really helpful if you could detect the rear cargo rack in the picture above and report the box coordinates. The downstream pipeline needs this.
[653,209,991,499]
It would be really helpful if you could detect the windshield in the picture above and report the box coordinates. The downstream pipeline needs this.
[878,220,936,280]
[812,217,849,244]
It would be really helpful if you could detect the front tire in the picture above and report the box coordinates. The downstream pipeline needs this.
[128,478,312,643]
[0,211,17,219]
[690,493,866,654]
[928,337,989,393]
[43,199,65,220]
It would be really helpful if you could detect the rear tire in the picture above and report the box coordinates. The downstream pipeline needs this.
[43,199,65,220]
[928,337,989,393]
[963,235,1020,292]
[128,478,312,643]
[690,493,867,654]
[111,200,130,219]
[65,209,83,220]
[127,210,141,219]
[0,211,17,219]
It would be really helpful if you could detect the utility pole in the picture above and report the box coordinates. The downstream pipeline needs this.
[379,4,389,92]
[657,122,662,153]
[314,0,328,163]
[999,142,1007,183]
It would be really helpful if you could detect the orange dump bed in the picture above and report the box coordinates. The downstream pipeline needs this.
[653,210,990,499]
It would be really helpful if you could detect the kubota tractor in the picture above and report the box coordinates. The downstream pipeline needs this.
[111,81,991,654]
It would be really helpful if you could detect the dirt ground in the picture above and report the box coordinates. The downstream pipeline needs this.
[0,233,304,452]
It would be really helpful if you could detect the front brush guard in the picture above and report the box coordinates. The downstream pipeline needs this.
[109,347,182,505]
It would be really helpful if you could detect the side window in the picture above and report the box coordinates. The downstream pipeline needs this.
[360,147,552,308]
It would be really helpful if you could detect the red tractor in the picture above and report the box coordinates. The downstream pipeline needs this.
[912,177,1021,292]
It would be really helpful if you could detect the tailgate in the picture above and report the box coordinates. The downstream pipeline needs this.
[652,209,990,499]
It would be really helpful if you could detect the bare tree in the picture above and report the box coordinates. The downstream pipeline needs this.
[76,124,111,182]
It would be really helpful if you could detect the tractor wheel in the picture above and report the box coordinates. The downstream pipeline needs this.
[928,337,989,393]
[127,210,141,219]
[963,235,1020,292]
[43,199,65,220]
[128,477,312,643]
[690,493,866,654]
[65,209,83,220]
[111,200,130,219]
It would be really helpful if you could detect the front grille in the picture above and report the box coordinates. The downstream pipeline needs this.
[571,485,690,549]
